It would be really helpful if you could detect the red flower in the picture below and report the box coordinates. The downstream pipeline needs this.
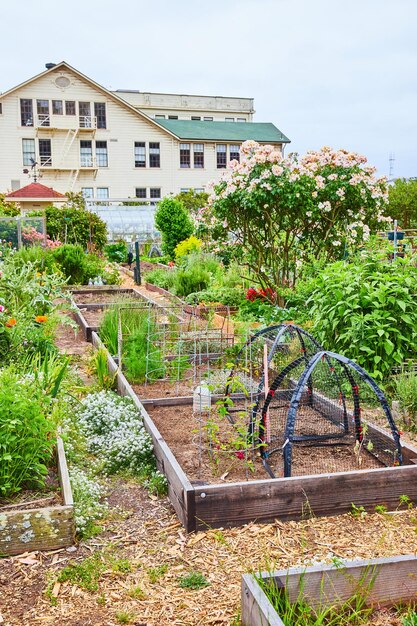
[234,450,245,460]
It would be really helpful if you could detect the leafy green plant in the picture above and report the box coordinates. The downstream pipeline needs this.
[45,198,107,251]
[350,503,367,519]
[52,244,86,284]
[308,254,417,381]
[178,571,210,590]
[148,564,168,583]
[0,367,56,498]
[174,235,202,259]
[57,553,107,591]
[395,370,417,429]
[403,610,417,626]
[143,267,175,291]
[155,197,194,258]
[105,240,128,263]
[91,347,117,390]
[115,611,135,624]
[173,265,210,297]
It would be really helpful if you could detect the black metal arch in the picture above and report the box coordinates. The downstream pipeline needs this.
[283,351,403,477]
[224,324,324,425]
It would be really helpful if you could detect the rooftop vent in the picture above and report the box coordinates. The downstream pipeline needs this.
[45,63,56,70]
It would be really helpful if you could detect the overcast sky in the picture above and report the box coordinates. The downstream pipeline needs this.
[1,0,416,178]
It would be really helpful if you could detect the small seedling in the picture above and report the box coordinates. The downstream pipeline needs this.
[350,502,367,519]
[111,558,132,574]
[115,610,135,624]
[96,593,106,606]
[127,585,146,600]
[148,564,168,583]
[399,494,413,510]
[402,610,417,626]
[374,504,388,515]
[178,571,210,590]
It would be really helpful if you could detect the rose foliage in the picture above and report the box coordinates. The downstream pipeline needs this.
[197,142,389,298]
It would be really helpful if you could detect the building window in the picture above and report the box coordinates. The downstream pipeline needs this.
[81,188,94,198]
[0,103,2,115]
[135,188,147,198]
[22,139,35,166]
[39,139,52,166]
[96,187,109,199]
[193,144,204,168]
[180,143,190,168]
[150,188,161,199]
[229,144,240,162]
[168,115,178,119]
[37,100,50,126]
[237,118,246,122]
[225,117,235,122]
[79,102,92,128]
[191,116,201,121]
[216,144,227,169]
[20,99,33,126]
[203,116,213,121]
[52,100,63,115]
[134,142,146,168]
[149,142,160,168]
[180,188,190,193]
[65,101,76,115]
[155,115,166,119]
[94,102,106,129]
[80,140,93,167]
[96,141,108,167]
[194,188,204,193]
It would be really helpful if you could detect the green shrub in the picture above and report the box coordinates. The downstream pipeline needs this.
[105,241,128,263]
[45,199,107,251]
[11,246,58,274]
[173,266,210,297]
[154,197,193,258]
[185,287,244,307]
[395,371,417,428]
[53,244,86,284]
[0,367,56,498]
[144,268,175,291]
[308,255,417,381]
[174,235,202,259]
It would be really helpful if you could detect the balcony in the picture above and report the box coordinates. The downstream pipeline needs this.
[38,157,98,170]
[35,115,97,131]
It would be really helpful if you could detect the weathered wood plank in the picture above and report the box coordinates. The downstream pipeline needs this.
[193,464,417,529]
[0,506,74,556]
[91,332,194,531]
[57,435,73,507]
[246,554,417,620]
[241,574,285,626]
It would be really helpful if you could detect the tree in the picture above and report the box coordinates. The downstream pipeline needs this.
[45,203,108,251]
[154,197,193,258]
[173,190,209,215]
[198,142,389,300]
[387,178,417,229]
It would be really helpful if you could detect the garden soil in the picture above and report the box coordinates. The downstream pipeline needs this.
[1,278,416,625]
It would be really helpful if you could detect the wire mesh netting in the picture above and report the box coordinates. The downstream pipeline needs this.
[259,351,402,478]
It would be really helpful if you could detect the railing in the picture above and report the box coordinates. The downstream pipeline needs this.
[79,116,97,129]
[80,156,97,168]
[39,156,52,167]
[34,115,97,130]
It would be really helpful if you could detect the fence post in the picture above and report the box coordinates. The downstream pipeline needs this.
[133,240,141,285]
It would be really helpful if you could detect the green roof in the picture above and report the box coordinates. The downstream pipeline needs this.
[155,119,291,143]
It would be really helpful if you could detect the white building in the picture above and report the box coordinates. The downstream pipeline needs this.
[0,62,290,201]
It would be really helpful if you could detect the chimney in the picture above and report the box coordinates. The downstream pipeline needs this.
[45,63,56,70]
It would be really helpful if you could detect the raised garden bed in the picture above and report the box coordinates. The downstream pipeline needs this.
[70,292,417,533]
[88,330,417,533]
[241,554,417,625]
[0,436,74,556]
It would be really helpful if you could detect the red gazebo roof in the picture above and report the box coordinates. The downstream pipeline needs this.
[6,182,66,200]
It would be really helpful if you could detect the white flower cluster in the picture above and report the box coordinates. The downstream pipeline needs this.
[76,391,153,473]
[69,466,107,535]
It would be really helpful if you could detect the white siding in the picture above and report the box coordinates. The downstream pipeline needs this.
[0,67,281,198]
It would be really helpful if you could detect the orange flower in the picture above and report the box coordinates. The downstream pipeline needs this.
[35,315,48,323]
[5,318,16,328]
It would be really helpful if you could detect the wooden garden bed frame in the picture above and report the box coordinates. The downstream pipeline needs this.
[70,288,417,533]
[241,554,417,625]
[0,436,74,556]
